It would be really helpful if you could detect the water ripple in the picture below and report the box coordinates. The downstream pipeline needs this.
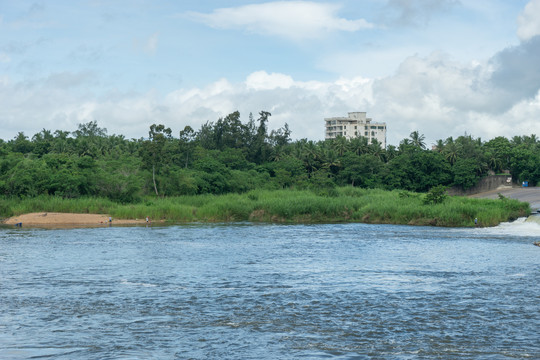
[1,223,538,359]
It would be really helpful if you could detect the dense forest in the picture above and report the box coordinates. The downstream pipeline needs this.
[1,111,539,203]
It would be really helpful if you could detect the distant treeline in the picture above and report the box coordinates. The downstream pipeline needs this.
[1,110,539,202]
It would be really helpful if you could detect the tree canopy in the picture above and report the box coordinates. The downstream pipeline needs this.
[1,115,539,202]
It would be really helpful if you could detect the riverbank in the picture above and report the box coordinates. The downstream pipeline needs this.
[3,212,148,227]
[0,188,531,228]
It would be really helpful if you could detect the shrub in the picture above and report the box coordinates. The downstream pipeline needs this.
[423,185,448,205]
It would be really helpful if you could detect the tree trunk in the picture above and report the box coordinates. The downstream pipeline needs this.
[152,164,159,196]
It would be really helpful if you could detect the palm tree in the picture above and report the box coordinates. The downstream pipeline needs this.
[398,138,412,153]
[302,140,322,175]
[409,131,426,149]
[487,153,503,173]
[332,136,349,156]
[368,139,384,161]
[52,130,71,153]
[444,142,459,165]
[321,148,341,174]
[350,136,369,155]
[433,139,445,153]
[523,134,538,149]
[270,146,286,162]
[456,135,481,159]
[385,145,398,161]
[511,135,523,146]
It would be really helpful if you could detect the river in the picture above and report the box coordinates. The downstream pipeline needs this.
[1,220,539,359]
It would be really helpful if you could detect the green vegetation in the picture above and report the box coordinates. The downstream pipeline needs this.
[0,188,530,227]
[423,185,448,205]
[0,111,538,227]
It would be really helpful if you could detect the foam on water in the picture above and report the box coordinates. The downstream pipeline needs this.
[526,214,540,224]
[120,279,157,287]
[477,216,540,237]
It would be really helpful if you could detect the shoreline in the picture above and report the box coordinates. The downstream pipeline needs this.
[2,211,534,230]
[2,212,150,228]
[0,188,532,229]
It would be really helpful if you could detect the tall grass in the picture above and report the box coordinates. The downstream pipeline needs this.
[0,195,118,217]
[0,187,531,227]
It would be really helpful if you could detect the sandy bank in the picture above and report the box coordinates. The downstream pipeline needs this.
[3,212,148,227]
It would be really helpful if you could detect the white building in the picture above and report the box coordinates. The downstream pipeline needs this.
[324,112,387,148]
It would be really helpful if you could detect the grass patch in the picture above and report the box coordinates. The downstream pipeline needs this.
[0,187,531,227]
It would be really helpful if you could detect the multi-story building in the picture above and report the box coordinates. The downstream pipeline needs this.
[324,112,387,148]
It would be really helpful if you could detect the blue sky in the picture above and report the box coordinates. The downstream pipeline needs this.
[1,0,540,146]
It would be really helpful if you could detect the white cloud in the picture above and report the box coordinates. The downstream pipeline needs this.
[517,0,540,41]
[185,1,373,40]
[318,46,435,79]
[2,53,540,146]
[0,70,375,142]
[369,45,540,144]
[246,71,294,90]
[465,90,540,140]
[489,36,540,108]
[160,74,374,141]
[374,53,497,113]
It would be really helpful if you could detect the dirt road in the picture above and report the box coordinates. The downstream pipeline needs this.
[469,187,540,211]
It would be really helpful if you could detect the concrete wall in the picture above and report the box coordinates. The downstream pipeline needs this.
[447,175,513,196]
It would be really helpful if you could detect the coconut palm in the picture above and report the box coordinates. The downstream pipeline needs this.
[398,138,412,153]
[331,136,349,156]
[302,140,322,175]
[321,148,341,174]
[433,139,445,153]
[368,139,385,161]
[409,131,426,149]
[443,141,459,165]
[350,136,369,155]
[385,145,398,161]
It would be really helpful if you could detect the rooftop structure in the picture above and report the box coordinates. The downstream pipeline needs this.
[324,112,387,148]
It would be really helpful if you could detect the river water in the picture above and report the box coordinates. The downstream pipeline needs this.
[1,220,539,359]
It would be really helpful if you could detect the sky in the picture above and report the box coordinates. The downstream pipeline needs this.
[1,0,540,146]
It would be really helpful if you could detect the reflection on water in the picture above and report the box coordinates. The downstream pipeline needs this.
[0,222,539,359]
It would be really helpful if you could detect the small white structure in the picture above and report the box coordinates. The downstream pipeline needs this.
[324,112,387,148]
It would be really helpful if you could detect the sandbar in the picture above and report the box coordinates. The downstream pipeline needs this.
[2,212,148,227]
